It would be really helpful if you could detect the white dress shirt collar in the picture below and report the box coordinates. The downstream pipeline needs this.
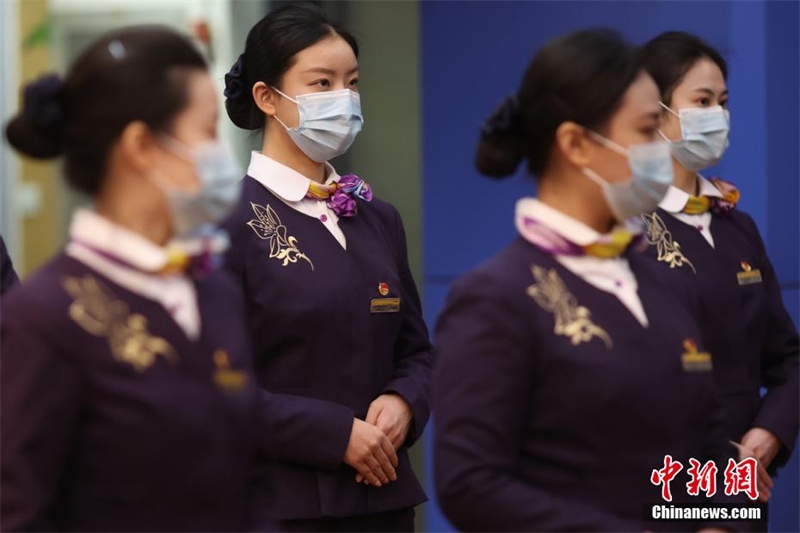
[247,151,341,202]
[69,208,170,271]
[66,208,201,339]
[514,198,649,327]
[516,197,626,246]
[660,175,724,213]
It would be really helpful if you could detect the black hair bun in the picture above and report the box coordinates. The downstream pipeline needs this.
[5,74,66,159]
[475,95,525,179]
[224,53,264,131]
[224,54,245,100]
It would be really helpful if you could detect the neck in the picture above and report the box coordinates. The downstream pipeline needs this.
[94,173,172,247]
[262,122,327,183]
[537,171,617,234]
[673,160,698,195]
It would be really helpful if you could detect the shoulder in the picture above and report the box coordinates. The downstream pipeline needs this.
[474,238,544,280]
[717,208,769,257]
[198,268,246,305]
[352,195,408,258]
[446,239,545,310]
[435,240,548,355]
[222,176,266,235]
[1,253,83,336]
[725,208,761,236]
[358,195,402,230]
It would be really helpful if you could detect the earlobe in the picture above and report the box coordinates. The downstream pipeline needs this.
[252,81,277,118]
[555,121,592,167]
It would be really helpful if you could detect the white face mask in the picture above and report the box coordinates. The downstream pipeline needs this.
[582,133,674,221]
[272,87,363,163]
[153,137,243,237]
[659,104,730,171]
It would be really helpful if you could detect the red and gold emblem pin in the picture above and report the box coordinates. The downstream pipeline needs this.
[737,261,762,285]
[378,282,390,296]
[681,338,712,372]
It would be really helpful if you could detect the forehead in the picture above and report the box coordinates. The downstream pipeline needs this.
[617,72,661,117]
[676,58,726,91]
[291,35,358,70]
[184,71,218,118]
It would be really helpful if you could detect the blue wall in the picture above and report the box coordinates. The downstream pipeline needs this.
[420,1,799,531]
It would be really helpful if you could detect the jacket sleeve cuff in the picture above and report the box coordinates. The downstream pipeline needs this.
[382,378,428,446]
[258,391,354,471]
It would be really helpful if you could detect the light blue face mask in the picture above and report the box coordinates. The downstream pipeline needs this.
[272,87,364,163]
[660,104,730,172]
[582,133,674,221]
[154,137,243,237]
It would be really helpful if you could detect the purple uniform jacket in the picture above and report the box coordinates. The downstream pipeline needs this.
[0,252,358,532]
[434,238,743,532]
[641,207,799,467]
[223,177,432,521]
[1,236,19,295]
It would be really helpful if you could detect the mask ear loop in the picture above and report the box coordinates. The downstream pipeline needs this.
[657,101,683,143]
[580,129,623,189]
[580,129,640,194]
[268,86,299,132]
[582,166,610,189]
[270,86,299,104]
[659,101,681,118]
[586,129,628,157]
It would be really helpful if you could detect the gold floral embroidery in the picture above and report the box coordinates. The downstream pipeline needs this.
[641,212,696,273]
[527,265,612,349]
[246,202,314,270]
[63,275,178,372]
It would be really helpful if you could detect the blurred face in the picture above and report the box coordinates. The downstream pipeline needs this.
[269,34,359,128]
[582,71,662,184]
[150,70,220,192]
[659,58,728,142]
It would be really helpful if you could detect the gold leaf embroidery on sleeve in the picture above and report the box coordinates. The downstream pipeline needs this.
[527,265,612,349]
[246,202,314,270]
[641,212,697,273]
[63,275,178,372]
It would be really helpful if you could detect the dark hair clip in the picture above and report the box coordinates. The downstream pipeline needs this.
[480,94,521,139]
[224,54,245,99]
[23,74,65,133]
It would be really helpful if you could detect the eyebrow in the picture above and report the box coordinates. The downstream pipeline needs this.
[302,66,359,76]
[691,87,729,97]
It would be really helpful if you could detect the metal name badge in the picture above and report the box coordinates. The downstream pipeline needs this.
[681,339,712,372]
[737,262,762,286]
[371,297,401,314]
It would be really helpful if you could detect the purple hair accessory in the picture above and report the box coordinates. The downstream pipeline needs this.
[24,74,65,132]
[480,94,521,139]
[224,54,245,99]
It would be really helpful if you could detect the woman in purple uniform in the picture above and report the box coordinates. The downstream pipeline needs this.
[641,31,798,527]
[1,27,364,532]
[222,4,431,531]
[434,29,742,532]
